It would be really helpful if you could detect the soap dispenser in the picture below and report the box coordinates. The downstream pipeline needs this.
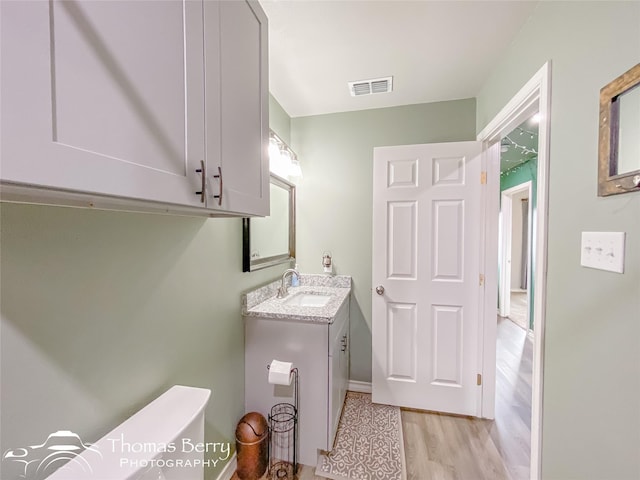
[291,264,300,287]
[322,252,333,274]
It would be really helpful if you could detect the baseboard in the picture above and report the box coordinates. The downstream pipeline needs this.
[216,452,237,480]
[347,380,372,394]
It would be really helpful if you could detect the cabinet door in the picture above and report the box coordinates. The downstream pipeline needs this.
[329,315,350,448]
[245,317,329,467]
[1,1,205,207]
[209,0,269,216]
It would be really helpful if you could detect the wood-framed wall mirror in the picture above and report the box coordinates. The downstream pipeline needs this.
[598,62,640,196]
[242,174,296,272]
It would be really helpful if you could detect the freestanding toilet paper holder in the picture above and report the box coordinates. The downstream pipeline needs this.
[266,365,299,479]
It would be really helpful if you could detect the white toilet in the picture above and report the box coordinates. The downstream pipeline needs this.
[46,385,212,480]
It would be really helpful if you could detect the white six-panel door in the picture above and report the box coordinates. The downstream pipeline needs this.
[372,141,484,416]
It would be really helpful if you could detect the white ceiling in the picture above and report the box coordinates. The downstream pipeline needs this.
[261,0,539,118]
[501,114,539,172]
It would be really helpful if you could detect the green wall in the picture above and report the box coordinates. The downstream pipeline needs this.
[477,2,640,478]
[291,98,477,382]
[0,106,292,479]
[269,94,291,145]
[501,159,537,202]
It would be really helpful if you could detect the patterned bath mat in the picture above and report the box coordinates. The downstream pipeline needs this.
[315,392,406,480]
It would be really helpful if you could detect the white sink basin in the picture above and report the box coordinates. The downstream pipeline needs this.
[283,292,332,307]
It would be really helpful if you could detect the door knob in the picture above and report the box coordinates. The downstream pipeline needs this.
[375,286,385,295]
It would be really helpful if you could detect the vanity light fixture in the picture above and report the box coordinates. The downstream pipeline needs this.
[289,159,303,180]
[269,130,303,181]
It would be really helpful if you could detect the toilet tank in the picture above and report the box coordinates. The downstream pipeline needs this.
[46,385,212,480]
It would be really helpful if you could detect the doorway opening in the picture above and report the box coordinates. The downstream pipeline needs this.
[500,181,533,330]
[498,181,533,331]
[499,114,539,334]
[477,62,551,480]
[492,113,540,478]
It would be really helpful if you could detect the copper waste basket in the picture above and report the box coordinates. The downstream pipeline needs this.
[236,412,269,480]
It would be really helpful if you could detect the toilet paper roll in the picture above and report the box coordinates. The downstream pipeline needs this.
[268,360,293,386]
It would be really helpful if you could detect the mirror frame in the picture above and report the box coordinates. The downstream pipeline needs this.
[242,174,296,272]
[598,62,640,196]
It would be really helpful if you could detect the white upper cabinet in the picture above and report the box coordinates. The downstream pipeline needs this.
[1,1,205,208]
[205,0,270,216]
[0,0,269,217]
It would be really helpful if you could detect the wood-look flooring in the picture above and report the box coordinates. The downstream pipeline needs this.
[237,317,533,480]
[403,317,533,480]
[507,291,529,331]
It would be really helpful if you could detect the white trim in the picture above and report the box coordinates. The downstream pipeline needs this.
[216,452,237,480]
[499,187,513,317]
[477,63,548,142]
[477,141,500,420]
[347,380,372,394]
[531,60,551,480]
[477,61,551,480]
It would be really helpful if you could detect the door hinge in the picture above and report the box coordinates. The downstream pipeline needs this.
[479,273,485,286]
[477,374,482,386]
[480,171,487,184]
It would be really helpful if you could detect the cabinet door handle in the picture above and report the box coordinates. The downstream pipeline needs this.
[375,285,385,295]
[213,166,223,206]
[195,160,205,203]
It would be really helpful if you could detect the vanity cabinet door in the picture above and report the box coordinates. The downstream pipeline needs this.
[328,317,349,447]
[328,301,350,447]
[1,1,206,207]
[206,0,269,216]
[244,317,329,467]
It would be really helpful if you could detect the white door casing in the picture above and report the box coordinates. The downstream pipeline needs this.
[477,61,551,479]
[372,141,484,416]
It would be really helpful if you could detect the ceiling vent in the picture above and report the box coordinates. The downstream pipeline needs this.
[348,76,393,97]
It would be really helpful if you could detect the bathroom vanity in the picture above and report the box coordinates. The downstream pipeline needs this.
[242,275,350,467]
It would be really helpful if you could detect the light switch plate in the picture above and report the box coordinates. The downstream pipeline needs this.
[580,232,626,273]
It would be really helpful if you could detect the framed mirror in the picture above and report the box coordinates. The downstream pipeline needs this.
[598,63,640,196]
[242,174,296,272]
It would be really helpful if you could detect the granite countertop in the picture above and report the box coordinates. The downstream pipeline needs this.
[242,274,351,324]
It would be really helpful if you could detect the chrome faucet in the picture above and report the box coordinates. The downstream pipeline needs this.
[277,268,299,298]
